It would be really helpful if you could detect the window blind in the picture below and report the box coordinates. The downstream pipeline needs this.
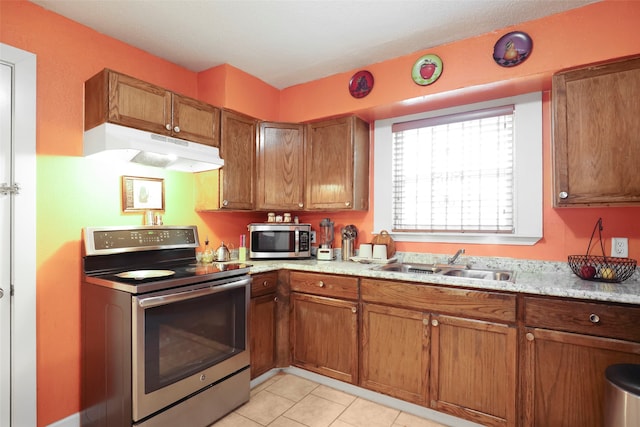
[392,105,515,233]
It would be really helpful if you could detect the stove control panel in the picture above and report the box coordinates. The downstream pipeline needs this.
[83,226,199,255]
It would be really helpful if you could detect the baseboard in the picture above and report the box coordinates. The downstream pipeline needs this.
[47,412,79,427]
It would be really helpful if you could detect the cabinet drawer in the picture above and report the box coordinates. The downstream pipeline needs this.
[251,271,278,297]
[524,296,640,342]
[290,272,358,300]
[361,278,516,323]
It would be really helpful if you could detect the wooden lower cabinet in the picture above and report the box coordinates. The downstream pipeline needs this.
[360,278,517,427]
[290,292,358,383]
[361,303,429,405]
[250,293,277,378]
[522,296,640,427]
[431,314,517,427]
[249,272,278,379]
[522,328,640,427]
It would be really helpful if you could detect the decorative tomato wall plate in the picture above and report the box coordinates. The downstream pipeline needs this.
[411,54,443,86]
[349,70,374,98]
[493,31,533,67]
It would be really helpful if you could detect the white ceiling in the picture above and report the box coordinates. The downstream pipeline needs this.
[31,0,598,89]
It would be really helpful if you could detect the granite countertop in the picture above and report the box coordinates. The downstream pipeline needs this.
[244,252,640,305]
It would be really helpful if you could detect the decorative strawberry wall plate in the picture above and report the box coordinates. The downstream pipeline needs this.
[349,70,374,98]
[493,31,533,67]
[411,54,443,86]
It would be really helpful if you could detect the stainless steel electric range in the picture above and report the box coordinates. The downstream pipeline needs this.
[81,225,251,427]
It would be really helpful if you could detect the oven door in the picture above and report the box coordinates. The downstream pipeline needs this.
[131,275,250,422]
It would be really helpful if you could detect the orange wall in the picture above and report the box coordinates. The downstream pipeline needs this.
[279,0,640,261]
[1,0,640,425]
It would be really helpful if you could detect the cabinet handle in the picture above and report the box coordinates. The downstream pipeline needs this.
[351,306,357,314]
[262,281,269,287]
[345,201,351,207]
[589,313,600,324]
[318,281,325,288]
[431,319,439,327]
[274,296,278,303]
[165,123,172,131]
[526,333,535,341]
[298,202,304,208]
[173,126,180,133]
[559,191,569,199]
[222,200,229,206]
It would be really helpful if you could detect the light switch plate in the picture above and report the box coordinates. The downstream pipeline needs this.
[611,237,628,258]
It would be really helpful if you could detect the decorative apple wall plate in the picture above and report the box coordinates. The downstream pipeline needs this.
[349,70,374,98]
[493,31,533,67]
[411,54,443,86]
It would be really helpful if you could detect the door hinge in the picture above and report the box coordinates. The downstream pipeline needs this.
[0,182,20,196]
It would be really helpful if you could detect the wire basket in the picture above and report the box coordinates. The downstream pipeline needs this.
[568,218,636,283]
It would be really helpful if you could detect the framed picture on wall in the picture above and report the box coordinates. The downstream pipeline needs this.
[121,176,165,212]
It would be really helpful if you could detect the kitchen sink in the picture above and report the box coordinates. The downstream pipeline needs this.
[374,262,443,274]
[373,263,514,282]
[441,268,514,281]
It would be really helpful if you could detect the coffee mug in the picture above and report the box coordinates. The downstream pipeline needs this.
[373,244,387,260]
[359,243,373,259]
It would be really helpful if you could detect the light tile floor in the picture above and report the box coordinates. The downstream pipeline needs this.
[211,373,449,427]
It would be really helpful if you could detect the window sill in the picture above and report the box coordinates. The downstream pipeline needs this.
[388,231,542,246]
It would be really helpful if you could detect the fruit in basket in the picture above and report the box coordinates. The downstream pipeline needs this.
[580,265,596,279]
[600,267,616,280]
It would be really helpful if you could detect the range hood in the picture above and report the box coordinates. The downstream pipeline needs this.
[83,123,224,172]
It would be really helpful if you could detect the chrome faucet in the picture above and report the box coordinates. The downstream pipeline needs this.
[448,248,465,265]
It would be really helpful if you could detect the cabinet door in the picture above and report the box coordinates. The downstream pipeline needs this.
[430,314,517,427]
[256,122,305,210]
[305,116,369,210]
[107,71,172,134]
[219,110,257,210]
[522,328,640,427]
[249,293,277,379]
[290,293,358,384]
[553,56,640,206]
[361,303,429,405]
[172,94,220,147]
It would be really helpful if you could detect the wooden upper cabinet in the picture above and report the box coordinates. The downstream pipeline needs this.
[219,109,257,210]
[85,69,220,147]
[256,122,305,210]
[552,56,640,206]
[171,94,220,147]
[305,116,370,210]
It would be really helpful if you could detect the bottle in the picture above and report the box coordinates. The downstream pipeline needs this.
[238,234,247,262]
[202,238,214,263]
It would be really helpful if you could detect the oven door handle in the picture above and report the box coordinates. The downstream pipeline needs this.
[136,277,250,308]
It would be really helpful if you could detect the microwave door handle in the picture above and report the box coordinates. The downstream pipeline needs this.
[136,277,250,308]
[294,228,299,255]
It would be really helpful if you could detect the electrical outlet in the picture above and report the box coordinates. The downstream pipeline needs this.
[310,231,316,244]
[611,237,629,258]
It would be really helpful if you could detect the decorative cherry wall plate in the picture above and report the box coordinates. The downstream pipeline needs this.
[411,54,443,86]
[349,70,374,98]
[493,31,533,67]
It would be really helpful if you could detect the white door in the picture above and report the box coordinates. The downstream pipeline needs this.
[0,59,12,427]
[0,43,37,427]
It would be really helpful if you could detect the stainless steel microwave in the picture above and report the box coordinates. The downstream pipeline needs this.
[248,223,311,259]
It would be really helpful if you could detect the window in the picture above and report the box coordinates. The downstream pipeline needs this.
[374,92,542,245]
